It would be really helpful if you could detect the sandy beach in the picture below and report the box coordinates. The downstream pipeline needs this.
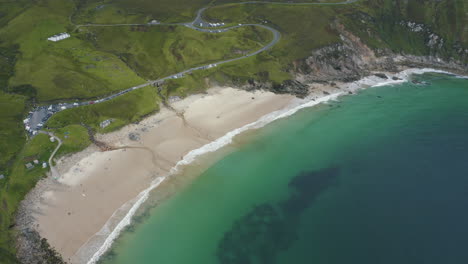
[19,69,425,264]
[24,87,298,263]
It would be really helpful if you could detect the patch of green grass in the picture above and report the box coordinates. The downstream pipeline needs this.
[0,0,145,103]
[0,45,19,90]
[71,0,344,25]
[0,91,26,172]
[47,84,161,133]
[73,0,211,24]
[82,24,272,80]
[1,0,280,103]
[0,247,19,264]
[22,133,56,161]
[53,125,92,157]
[202,4,341,83]
[343,0,467,60]
[0,0,30,28]
[206,4,341,57]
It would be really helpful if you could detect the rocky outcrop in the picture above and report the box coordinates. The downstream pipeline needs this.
[399,20,468,62]
[260,22,467,97]
[294,23,391,84]
[241,78,309,98]
[392,54,467,75]
[270,80,309,98]
[297,22,467,83]
[16,229,66,264]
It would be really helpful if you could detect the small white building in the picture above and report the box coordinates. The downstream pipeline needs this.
[50,137,55,143]
[25,163,34,170]
[100,119,113,129]
[42,162,48,169]
[48,33,70,42]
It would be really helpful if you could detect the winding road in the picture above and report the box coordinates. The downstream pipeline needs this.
[25,0,359,136]
[38,131,62,179]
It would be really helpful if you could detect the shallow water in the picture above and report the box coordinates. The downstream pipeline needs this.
[100,73,468,264]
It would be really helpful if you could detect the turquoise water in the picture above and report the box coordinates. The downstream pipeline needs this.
[100,73,468,264]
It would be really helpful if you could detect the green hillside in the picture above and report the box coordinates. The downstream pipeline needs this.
[0,0,466,262]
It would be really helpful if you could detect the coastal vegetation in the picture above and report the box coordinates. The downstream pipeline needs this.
[0,0,466,262]
[83,25,272,80]
[71,0,343,24]
[343,0,467,59]
[0,133,55,261]
[47,85,161,133]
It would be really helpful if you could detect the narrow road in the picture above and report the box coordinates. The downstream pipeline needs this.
[39,131,62,179]
[26,0,360,135]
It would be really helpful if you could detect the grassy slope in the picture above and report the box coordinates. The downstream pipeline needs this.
[191,4,343,85]
[0,1,31,174]
[84,25,272,80]
[0,133,56,260]
[1,0,274,103]
[0,0,30,27]
[53,125,92,157]
[73,0,211,24]
[0,4,30,259]
[47,84,161,133]
[341,0,467,60]
[0,0,466,262]
[1,0,145,103]
[72,0,343,24]
[0,91,26,172]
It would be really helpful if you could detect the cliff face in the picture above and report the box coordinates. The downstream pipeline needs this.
[294,22,467,85]
[247,19,466,98]
[294,23,394,84]
[250,0,467,96]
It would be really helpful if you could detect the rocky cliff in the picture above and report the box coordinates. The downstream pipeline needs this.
[246,6,467,97]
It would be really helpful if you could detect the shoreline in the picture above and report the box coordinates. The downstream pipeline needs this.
[16,68,463,264]
[18,87,297,264]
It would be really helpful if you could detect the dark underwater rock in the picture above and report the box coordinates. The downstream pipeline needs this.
[375,73,388,79]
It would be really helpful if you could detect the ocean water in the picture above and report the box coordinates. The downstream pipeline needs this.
[99,73,468,264]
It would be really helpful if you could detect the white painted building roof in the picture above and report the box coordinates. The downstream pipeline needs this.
[48,33,71,42]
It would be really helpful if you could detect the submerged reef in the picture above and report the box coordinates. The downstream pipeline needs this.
[217,167,340,264]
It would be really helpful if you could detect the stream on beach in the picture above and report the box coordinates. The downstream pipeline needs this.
[99,73,468,264]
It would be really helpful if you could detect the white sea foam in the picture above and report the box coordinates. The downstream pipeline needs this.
[393,68,466,80]
[170,92,344,173]
[85,68,463,264]
[86,177,165,264]
[372,79,406,87]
